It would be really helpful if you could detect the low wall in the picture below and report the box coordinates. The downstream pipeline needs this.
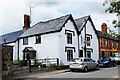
[1,45,13,77]
[0,45,2,80]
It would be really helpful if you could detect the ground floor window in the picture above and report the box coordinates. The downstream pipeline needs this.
[110,52,112,56]
[67,50,73,61]
[79,50,83,57]
[102,51,104,57]
[87,51,91,58]
[106,51,108,57]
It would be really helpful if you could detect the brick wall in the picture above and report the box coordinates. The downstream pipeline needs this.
[1,45,13,77]
[98,37,120,58]
[0,45,2,79]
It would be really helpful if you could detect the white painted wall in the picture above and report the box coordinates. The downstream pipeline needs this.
[18,32,59,60]
[13,41,19,61]
[79,20,99,61]
[59,20,78,65]
[86,21,99,60]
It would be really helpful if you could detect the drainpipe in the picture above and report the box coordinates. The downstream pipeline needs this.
[84,19,87,57]
[78,33,80,57]
[17,39,19,61]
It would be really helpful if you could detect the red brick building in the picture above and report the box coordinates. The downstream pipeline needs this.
[97,23,120,58]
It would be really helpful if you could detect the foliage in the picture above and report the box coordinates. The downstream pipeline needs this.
[103,0,120,27]
[104,0,120,15]
[49,64,62,70]
[17,60,26,67]
[104,28,119,38]
[34,59,42,67]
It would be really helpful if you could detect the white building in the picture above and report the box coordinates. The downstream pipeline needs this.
[14,14,79,65]
[75,16,99,61]
[0,14,99,65]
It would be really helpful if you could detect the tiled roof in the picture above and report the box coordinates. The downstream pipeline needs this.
[74,16,89,31]
[20,14,71,38]
[97,30,119,41]
[0,30,23,44]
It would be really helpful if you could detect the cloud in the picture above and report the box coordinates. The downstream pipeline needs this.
[31,5,63,26]
[0,0,118,35]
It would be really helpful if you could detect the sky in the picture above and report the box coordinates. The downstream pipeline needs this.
[0,0,118,35]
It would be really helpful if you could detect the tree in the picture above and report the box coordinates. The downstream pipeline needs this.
[103,0,120,28]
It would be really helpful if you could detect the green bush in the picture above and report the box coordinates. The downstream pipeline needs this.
[49,64,62,70]
[17,60,26,67]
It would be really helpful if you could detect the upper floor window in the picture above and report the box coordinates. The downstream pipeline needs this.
[112,41,114,47]
[81,35,83,45]
[86,37,90,46]
[67,33,72,44]
[23,37,28,45]
[100,38,102,46]
[36,35,41,44]
[117,42,119,48]
[106,39,108,47]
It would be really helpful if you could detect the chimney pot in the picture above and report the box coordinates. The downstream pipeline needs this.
[101,23,107,33]
[23,14,30,31]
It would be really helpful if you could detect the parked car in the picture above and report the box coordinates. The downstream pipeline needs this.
[69,57,99,72]
[98,57,116,67]
[113,53,120,64]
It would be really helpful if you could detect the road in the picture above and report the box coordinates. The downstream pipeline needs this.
[38,66,119,78]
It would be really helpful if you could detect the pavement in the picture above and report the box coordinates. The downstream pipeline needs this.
[3,65,120,79]
[6,69,70,79]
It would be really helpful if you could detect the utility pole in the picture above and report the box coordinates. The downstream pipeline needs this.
[27,5,34,25]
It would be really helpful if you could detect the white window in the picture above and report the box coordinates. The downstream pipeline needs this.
[112,41,114,47]
[117,42,119,48]
[106,39,108,47]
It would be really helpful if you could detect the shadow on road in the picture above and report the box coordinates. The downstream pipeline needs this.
[68,69,102,73]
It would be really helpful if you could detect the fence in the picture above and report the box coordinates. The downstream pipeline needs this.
[9,58,59,76]
[37,58,59,67]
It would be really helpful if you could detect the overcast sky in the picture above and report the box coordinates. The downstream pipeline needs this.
[0,0,118,35]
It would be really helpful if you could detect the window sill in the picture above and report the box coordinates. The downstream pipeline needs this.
[35,43,41,44]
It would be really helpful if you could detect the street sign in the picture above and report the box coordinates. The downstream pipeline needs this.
[84,41,91,44]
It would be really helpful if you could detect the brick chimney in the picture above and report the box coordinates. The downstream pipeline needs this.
[101,23,107,33]
[23,14,30,31]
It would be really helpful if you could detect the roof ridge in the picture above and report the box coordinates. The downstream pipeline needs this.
[75,15,90,20]
[40,14,71,23]
[0,30,23,37]
[31,14,71,28]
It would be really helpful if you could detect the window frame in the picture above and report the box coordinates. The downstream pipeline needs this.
[86,36,90,46]
[116,42,119,48]
[106,39,108,47]
[67,33,72,44]
[36,35,41,44]
[67,50,73,61]
[112,40,114,47]
[23,37,28,45]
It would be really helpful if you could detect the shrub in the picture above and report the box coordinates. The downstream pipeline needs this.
[49,64,62,70]
[17,60,26,67]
